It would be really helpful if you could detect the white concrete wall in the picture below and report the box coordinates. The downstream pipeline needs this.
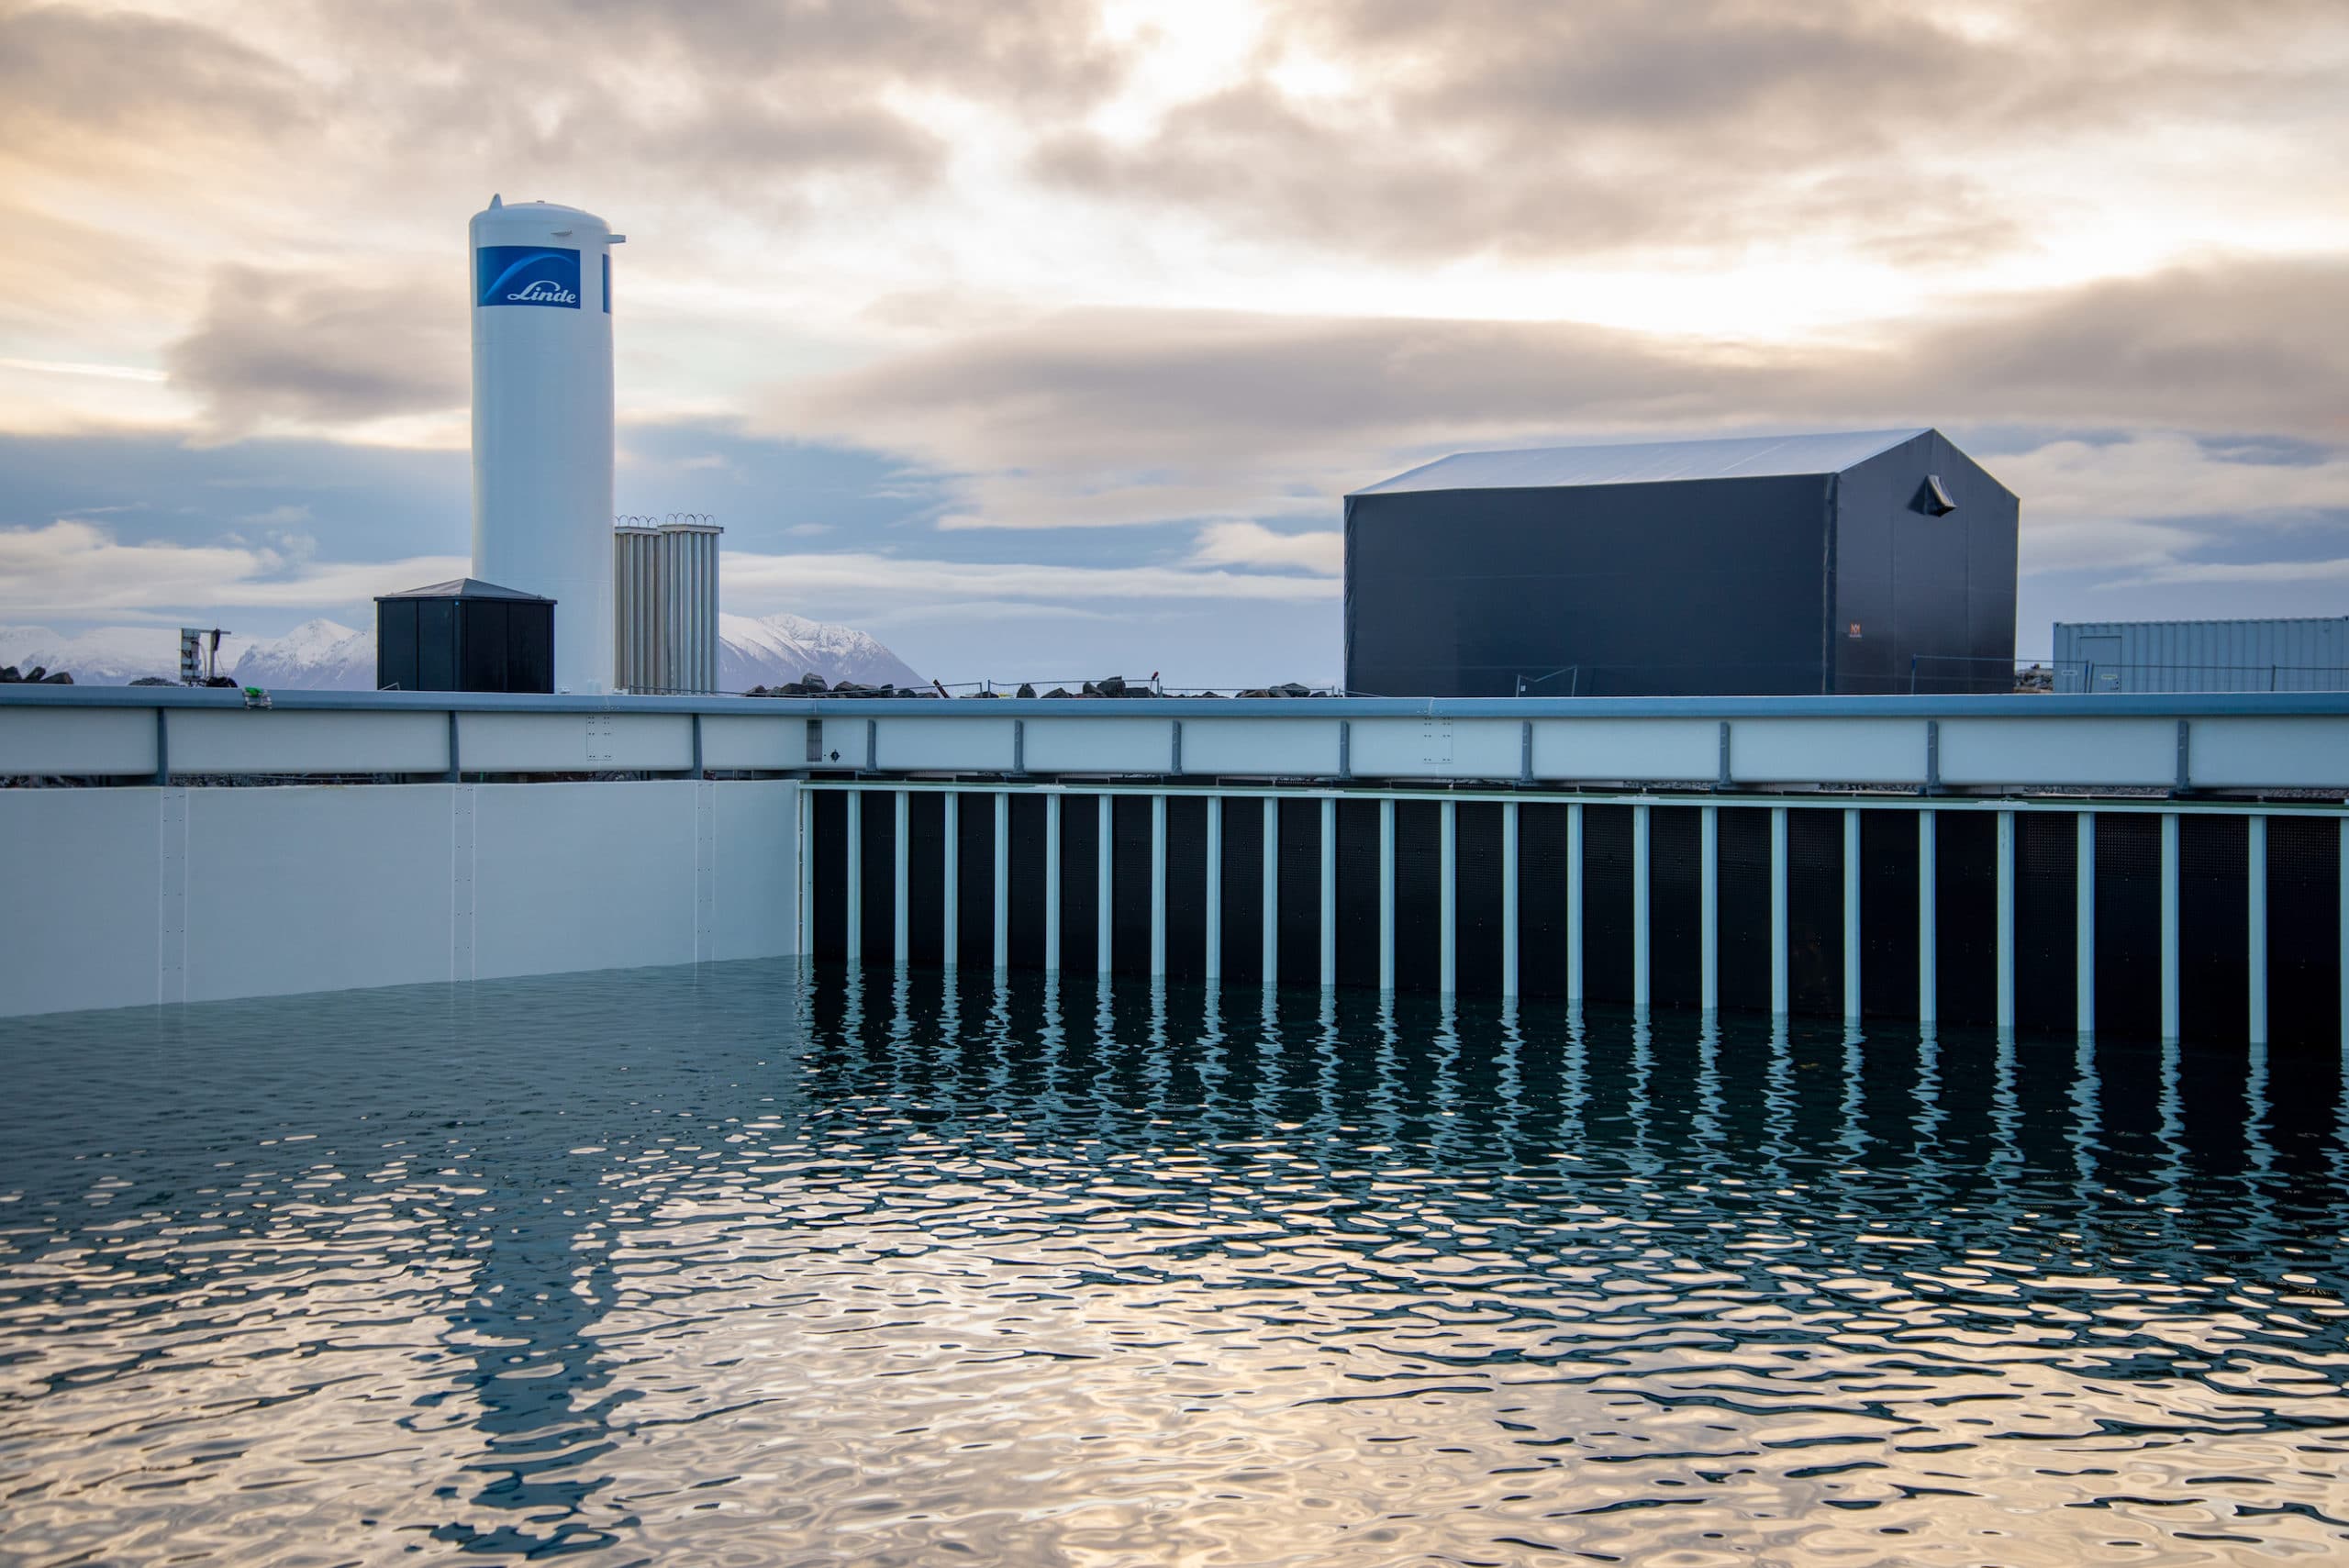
[0,779,800,1018]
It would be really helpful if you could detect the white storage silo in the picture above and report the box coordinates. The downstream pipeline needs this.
[469,195,622,693]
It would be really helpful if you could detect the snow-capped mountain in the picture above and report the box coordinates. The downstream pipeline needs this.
[230,620,376,690]
[2,611,918,692]
[718,611,921,691]
[0,624,208,684]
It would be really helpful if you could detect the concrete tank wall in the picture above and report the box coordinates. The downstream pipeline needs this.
[0,779,800,1018]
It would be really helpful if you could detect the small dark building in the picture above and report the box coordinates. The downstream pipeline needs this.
[374,578,554,694]
[1343,428,2018,697]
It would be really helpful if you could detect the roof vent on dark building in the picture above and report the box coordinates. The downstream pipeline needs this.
[1917,474,1957,516]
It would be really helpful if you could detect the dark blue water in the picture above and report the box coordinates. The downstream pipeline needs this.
[3,962,2346,1565]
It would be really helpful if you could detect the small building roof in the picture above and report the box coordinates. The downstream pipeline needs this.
[1353,428,1932,495]
[374,578,553,602]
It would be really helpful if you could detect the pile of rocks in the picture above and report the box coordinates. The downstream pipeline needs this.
[0,665,72,684]
[743,674,941,699]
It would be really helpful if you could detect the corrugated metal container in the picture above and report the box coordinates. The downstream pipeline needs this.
[612,517,723,693]
[2053,617,2349,693]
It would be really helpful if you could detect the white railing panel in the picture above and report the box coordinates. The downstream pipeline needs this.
[459,712,690,773]
[1532,718,1718,783]
[1177,717,1340,777]
[2186,717,2349,789]
[172,709,447,774]
[876,716,1019,773]
[1731,717,1925,785]
[1938,717,2173,787]
[1023,717,1173,774]
[0,706,157,776]
[1350,717,1520,779]
[807,717,865,770]
[699,713,802,771]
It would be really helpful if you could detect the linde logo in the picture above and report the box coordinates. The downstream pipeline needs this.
[476,244,582,309]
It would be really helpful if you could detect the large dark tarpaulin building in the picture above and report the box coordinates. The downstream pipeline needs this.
[1343,428,2018,696]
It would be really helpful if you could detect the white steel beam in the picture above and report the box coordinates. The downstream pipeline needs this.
[1097,793,1113,974]
[1205,796,1223,981]
[894,789,910,965]
[1263,795,1280,986]
[1319,796,1337,988]
[2076,810,2095,1035]
[941,792,959,967]
[2247,813,2267,1047]
[1378,797,1396,992]
[2160,811,2181,1043]
[796,785,813,956]
[1501,801,1520,999]
[1440,799,1458,995]
[1700,804,1720,1013]
[1918,809,1936,1028]
[1631,804,1651,1010]
[1769,806,1788,1016]
[1995,808,2015,1030]
[845,789,862,963]
[1043,792,1062,973]
[992,793,1008,971]
[1151,795,1167,978]
[1566,803,1585,1004]
[1844,807,1863,1024]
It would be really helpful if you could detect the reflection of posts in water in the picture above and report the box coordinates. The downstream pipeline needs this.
[1987,1032,2021,1189]
[2157,1038,2187,1210]
[1839,1025,1866,1162]
[2067,1033,2099,1194]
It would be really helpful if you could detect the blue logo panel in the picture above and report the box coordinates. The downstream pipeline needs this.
[476,245,580,308]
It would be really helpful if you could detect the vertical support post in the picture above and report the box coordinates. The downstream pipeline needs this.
[446,709,460,784]
[2340,817,2348,1053]
[1769,806,1789,1017]
[2160,811,2181,1043]
[1995,809,2015,1030]
[1842,807,1863,1025]
[1918,809,1936,1027]
[1043,792,1062,973]
[154,706,170,786]
[1205,796,1223,981]
[1566,802,1586,1004]
[1319,796,1337,988]
[2247,812,2267,1047]
[796,785,814,956]
[1150,794,1167,978]
[1631,803,1651,1010]
[689,711,703,780]
[942,792,959,968]
[1262,795,1279,986]
[992,793,1008,971]
[1700,804,1720,1013]
[1097,793,1113,974]
[1501,801,1520,999]
[1378,796,1396,992]
[1440,798,1458,995]
[2076,810,2096,1035]
[844,789,863,963]
[894,789,910,965]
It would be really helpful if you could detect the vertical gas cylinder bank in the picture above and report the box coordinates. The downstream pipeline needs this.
[469,195,622,694]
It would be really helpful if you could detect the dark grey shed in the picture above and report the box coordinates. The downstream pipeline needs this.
[1342,428,2018,696]
[374,578,555,694]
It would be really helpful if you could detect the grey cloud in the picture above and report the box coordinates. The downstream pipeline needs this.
[166,267,466,435]
[0,3,313,163]
[1035,0,2348,262]
[779,255,2349,522]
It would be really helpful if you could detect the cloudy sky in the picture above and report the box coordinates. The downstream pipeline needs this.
[4,0,2345,684]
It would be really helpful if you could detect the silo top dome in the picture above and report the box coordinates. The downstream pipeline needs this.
[470,197,618,249]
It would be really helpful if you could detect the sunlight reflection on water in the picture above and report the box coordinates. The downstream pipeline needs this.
[3,960,2346,1564]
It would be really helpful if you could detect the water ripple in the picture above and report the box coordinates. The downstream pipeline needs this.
[2,961,2345,1564]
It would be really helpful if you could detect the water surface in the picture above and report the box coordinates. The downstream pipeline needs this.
[4,962,2346,1564]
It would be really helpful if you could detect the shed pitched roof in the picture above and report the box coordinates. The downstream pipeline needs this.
[374,577,552,601]
[1353,428,1930,495]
